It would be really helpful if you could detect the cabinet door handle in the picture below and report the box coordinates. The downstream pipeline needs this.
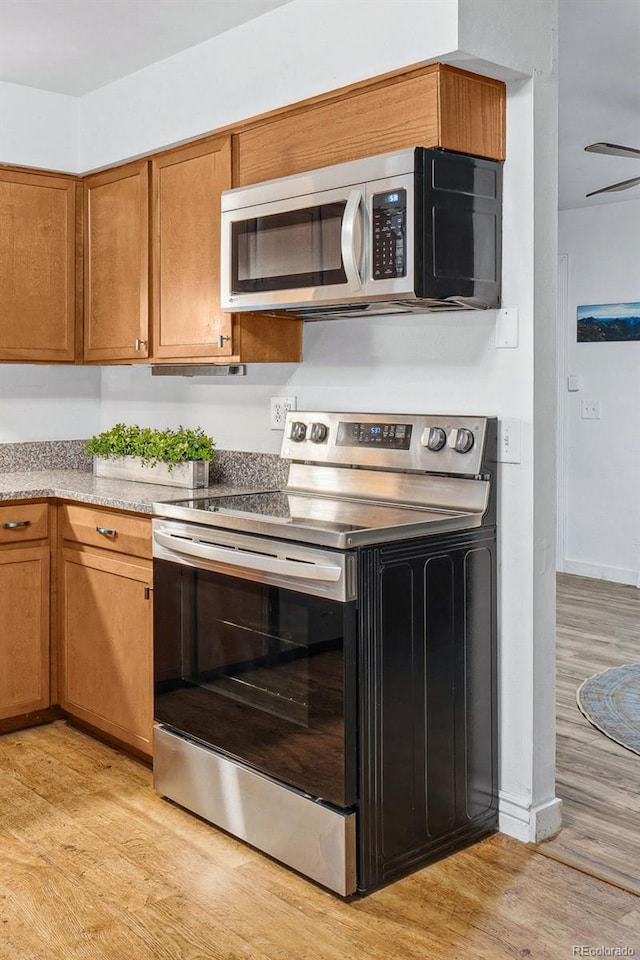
[135,339,147,351]
[3,520,31,529]
[216,335,230,349]
[144,586,153,600]
[96,526,117,538]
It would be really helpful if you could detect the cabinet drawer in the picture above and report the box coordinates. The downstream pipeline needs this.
[0,503,48,544]
[61,504,151,559]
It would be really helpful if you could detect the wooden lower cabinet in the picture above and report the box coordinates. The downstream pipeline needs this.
[0,545,50,720]
[59,547,153,757]
[0,499,154,753]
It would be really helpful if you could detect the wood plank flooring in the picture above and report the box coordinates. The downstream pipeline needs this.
[537,573,640,894]
[1,719,640,960]
[2,572,639,957]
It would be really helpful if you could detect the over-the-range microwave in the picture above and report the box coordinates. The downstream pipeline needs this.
[220,147,502,320]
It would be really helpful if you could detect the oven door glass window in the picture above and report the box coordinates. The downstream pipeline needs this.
[154,560,357,808]
[231,202,349,293]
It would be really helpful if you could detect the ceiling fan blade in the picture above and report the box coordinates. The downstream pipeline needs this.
[584,142,640,159]
[586,176,640,198]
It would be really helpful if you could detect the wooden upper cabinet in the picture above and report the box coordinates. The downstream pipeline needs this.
[234,63,505,186]
[84,160,149,362]
[151,136,233,360]
[0,63,501,369]
[0,170,77,362]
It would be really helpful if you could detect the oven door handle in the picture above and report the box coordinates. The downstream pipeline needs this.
[154,530,343,582]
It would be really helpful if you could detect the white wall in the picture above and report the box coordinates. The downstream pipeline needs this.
[101,309,521,449]
[458,0,554,76]
[1,0,560,844]
[559,199,640,586]
[0,366,101,443]
[0,81,79,171]
[0,83,102,443]
[78,0,459,171]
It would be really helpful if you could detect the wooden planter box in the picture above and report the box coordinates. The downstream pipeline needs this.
[94,456,210,488]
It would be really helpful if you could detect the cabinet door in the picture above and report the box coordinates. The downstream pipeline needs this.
[0,546,50,719]
[151,136,233,360]
[60,548,153,756]
[84,160,149,362]
[0,170,77,362]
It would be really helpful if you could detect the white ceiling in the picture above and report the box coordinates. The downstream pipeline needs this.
[0,0,638,210]
[559,0,640,210]
[0,0,292,96]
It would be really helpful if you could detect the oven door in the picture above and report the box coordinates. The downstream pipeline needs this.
[152,521,357,808]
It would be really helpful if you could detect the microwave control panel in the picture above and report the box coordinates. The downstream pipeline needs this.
[371,189,407,281]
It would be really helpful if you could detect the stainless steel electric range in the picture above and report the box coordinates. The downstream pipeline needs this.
[152,412,498,896]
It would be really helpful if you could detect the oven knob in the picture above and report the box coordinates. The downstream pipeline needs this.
[309,422,328,443]
[448,428,475,453]
[423,426,447,451]
[290,421,307,442]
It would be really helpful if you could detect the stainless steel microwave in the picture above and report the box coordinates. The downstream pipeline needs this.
[220,147,502,320]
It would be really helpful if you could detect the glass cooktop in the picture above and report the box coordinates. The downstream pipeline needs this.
[154,489,478,549]
[184,491,300,520]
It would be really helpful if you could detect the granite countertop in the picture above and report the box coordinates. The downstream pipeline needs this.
[0,469,278,513]
[0,442,288,514]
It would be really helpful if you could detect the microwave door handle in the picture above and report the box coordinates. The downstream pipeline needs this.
[154,530,342,582]
[341,190,364,292]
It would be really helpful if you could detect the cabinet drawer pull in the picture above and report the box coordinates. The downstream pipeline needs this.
[3,520,32,529]
[96,526,117,538]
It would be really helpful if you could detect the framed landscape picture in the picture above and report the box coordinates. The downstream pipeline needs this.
[577,302,640,342]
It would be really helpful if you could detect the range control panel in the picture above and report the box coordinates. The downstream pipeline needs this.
[336,420,412,450]
[282,412,493,477]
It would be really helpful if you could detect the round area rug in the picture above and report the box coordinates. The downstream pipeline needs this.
[576,663,640,756]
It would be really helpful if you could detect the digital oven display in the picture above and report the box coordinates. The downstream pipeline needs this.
[336,421,412,449]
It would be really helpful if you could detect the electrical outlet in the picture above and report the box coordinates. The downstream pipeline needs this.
[495,308,519,348]
[270,396,297,430]
[581,400,601,420]
[498,419,521,463]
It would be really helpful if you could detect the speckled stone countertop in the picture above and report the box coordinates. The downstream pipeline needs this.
[0,442,289,514]
[0,470,280,514]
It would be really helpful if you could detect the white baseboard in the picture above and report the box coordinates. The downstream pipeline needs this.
[499,792,563,843]
[562,559,639,588]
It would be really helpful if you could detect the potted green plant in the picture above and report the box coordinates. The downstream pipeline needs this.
[85,424,217,488]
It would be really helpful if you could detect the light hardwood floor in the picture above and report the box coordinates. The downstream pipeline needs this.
[537,573,640,894]
[1,718,640,960]
[1,572,639,958]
